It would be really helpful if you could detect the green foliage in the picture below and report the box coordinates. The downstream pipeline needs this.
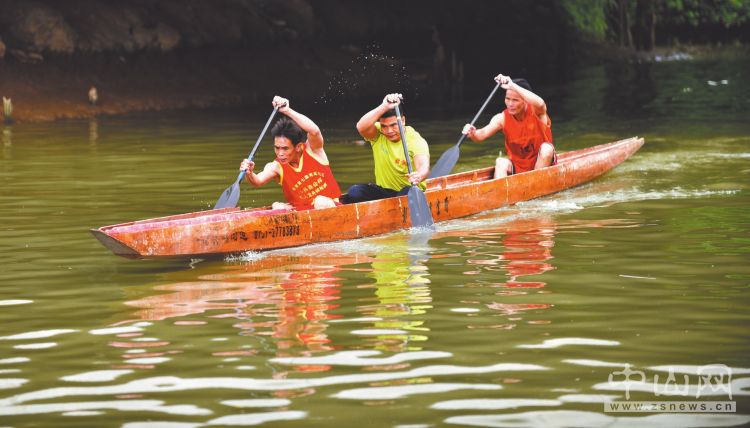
[561,0,750,44]
[560,0,612,38]
[659,0,750,27]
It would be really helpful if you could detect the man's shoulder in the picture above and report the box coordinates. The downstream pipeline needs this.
[405,125,424,137]
[305,145,331,165]
[405,126,426,140]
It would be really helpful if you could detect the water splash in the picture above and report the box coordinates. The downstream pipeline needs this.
[315,44,416,107]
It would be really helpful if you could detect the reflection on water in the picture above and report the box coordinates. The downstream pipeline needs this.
[88,119,98,147]
[359,233,433,352]
[469,216,557,289]
[122,217,558,362]
[446,216,558,329]
[123,253,367,378]
[2,126,11,159]
[502,217,556,289]
[113,216,564,383]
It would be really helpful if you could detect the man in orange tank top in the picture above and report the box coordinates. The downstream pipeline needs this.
[462,74,555,178]
[240,96,342,211]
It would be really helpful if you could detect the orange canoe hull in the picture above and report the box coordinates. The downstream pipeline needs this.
[92,137,644,259]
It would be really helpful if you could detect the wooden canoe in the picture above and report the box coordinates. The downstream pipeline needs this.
[91,137,644,259]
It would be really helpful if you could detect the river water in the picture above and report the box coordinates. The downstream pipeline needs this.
[1,57,749,427]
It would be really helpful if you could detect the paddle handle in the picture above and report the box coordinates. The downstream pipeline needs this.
[247,105,280,161]
[458,81,501,147]
[393,104,415,175]
[236,106,280,182]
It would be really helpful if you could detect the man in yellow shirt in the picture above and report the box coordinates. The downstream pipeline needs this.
[340,93,430,204]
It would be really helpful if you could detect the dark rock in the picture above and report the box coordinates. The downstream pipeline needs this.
[154,24,181,52]
[313,0,377,40]
[67,4,147,53]
[260,0,316,38]
[9,49,44,63]
[9,2,76,53]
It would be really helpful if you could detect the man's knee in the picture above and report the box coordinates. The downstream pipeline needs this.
[346,184,367,200]
[341,184,369,204]
[496,157,512,167]
[538,143,555,165]
[313,195,336,209]
[495,157,513,177]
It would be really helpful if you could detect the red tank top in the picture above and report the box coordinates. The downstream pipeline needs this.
[276,147,342,210]
[502,104,553,173]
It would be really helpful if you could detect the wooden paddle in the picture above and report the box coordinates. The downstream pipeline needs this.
[394,104,434,228]
[213,106,279,209]
[428,81,501,178]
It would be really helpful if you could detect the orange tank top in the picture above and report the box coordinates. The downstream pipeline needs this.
[502,104,553,173]
[276,147,342,210]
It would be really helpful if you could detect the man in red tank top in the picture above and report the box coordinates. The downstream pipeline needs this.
[462,74,555,178]
[240,96,342,211]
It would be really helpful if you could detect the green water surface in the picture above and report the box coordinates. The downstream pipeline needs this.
[1,58,749,427]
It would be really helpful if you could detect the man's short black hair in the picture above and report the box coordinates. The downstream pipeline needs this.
[512,78,532,91]
[380,104,405,120]
[271,117,305,145]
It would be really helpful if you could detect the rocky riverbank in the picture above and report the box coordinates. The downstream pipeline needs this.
[0,0,575,122]
[0,1,411,122]
[0,44,359,122]
[1,0,745,123]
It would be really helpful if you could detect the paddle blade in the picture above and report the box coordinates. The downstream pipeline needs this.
[428,144,460,178]
[213,182,241,210]
[407,186,434,228]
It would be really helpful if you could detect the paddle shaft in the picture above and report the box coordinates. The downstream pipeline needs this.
[427,81,501,179]
[213,106,280,209]
[394,103,434,228]
[457,81,501,148]
[234,105,280,183]
[393,104,415,175]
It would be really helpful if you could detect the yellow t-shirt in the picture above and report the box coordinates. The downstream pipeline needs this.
[369,122,429,191]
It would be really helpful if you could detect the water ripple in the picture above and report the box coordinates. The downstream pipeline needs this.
[0,378,28,389]
[557,394,621,403]
[0,400,210,416]
[207,411,307,425]
[61,370,134,382]
[351,328,408,335]
[123,423,200,428]
[517,338,620,349]
[593,376,750,397]
[648,365,750,375]
[432,398,561,410]
[220,398,291,408]
[444,410,750,428]
[271,350,451,367]
[0,357,30,364]
[0,363,548,405]
[124,357,171,365]
[334,383,501,400]
[89,326,146,335]
[0,299,33,306]
[14,342,57,349]
[562,359,629,368]
[0,329,77,340]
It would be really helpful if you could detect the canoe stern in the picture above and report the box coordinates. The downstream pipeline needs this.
[90,228,141,259]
